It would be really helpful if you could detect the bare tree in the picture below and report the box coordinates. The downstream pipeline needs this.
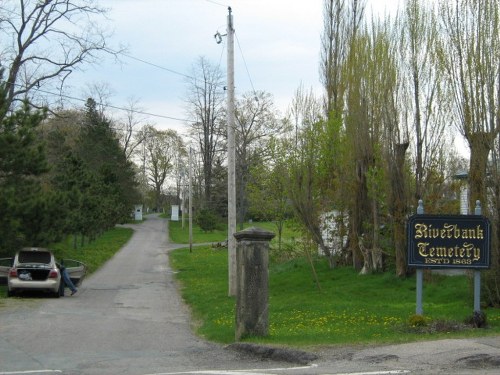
[82,82,115,118]
[171,135,188,206]
[117,97,149,161]
[185,57,226,209]
[0,0,115,115]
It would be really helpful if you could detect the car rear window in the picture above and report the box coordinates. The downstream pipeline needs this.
[18,251,51,264]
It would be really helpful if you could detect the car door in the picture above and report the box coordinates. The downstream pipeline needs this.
[0,257,13,286]
[63,259,87,286]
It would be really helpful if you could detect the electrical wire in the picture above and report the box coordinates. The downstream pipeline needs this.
[205,0,229,7]
[235,31,258,98]
[2,79,190,123]
[104,48,193,80]
[0,3,233,123]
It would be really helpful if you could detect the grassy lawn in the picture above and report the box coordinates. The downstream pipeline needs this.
[168,218,298,247]
[169,242,500,347]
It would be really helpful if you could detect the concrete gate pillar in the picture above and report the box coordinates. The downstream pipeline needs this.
[234,226,275,341]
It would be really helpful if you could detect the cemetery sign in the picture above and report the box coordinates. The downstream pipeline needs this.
[407,214,491,269]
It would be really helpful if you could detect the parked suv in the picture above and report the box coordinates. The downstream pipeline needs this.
[0,248,86,297]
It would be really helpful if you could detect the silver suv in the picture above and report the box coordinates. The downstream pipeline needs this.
[0,248,86,297]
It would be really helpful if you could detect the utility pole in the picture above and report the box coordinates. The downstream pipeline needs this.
[227,6,237,296]
[189,147,193,253]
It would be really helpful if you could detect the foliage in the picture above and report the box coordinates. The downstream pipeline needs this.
[284,90,337,266]
[247,139,294,251]
[195,208,220,233]
[0,88,56,255]
[169,247,500,345]
[234,90,283,226]
[137,125,183,211]
[408,314,428,327]
[42,99,141,244]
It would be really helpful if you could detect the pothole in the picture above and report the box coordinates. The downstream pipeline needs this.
[457,353,500,368]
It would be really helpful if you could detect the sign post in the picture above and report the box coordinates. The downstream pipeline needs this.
[408,200,491,315]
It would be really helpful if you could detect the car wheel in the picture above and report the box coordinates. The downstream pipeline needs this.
[7,290,15,297]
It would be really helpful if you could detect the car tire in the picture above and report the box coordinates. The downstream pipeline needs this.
[7,290,15,297]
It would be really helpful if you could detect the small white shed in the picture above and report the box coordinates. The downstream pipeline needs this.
[171,205,179,221]
[134,204,143,221]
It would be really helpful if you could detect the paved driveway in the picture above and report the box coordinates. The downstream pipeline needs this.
[0,215,499,375]
[0,215,293,374]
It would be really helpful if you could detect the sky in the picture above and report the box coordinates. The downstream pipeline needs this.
[67,0,402,137]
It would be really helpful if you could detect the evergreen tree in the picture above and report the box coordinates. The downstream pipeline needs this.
[0,78,52,255]
[76,99,140,232]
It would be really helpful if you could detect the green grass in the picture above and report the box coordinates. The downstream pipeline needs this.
[49,227,134,274]
[168,219,299,247]
[169,245,500,347]
[168,219,228,244]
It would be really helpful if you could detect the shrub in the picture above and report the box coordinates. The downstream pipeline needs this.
[195,209,218,232]
[465,311,488,328]
[408,314,428,327]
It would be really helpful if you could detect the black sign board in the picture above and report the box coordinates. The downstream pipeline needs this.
[407,214,491,269]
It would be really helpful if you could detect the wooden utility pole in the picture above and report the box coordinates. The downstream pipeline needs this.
[189,147,193,253]
[227,6,237,296]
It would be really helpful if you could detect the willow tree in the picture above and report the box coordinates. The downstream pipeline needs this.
[320,0,368,270]
[437,0,500,212]
[400,0,446,202]
[285,87,340,266]
[321,0,347,115]
[437,0,500,305]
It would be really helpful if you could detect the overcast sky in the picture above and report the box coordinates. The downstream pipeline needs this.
[68,0,401,136]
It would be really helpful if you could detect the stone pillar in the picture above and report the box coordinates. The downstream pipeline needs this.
[234,227,275,341]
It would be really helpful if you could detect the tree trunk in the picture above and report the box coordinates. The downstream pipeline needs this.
[349,157,369,271]
[467,132,494,214]
[390,142,409,277]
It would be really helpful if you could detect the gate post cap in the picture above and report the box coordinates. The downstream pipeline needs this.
[234,226,275,242]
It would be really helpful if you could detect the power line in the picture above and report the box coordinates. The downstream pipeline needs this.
[205,0,228,7]
[0,4,236,123]
[2,79,191,123]
[235,31,258,97]
[106,48,193,80]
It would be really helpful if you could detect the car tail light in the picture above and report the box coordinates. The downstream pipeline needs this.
[48,270,59,278]
[9,268,17,277]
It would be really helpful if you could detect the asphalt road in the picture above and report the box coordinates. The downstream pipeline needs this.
[0,215,499,375]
